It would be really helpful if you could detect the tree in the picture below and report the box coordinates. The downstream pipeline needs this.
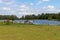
[57,12,60,21]
[9,15,19,23]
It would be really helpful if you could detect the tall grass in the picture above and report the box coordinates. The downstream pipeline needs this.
[0,22,60,40]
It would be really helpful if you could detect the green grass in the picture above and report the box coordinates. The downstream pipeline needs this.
[0,22,60,40]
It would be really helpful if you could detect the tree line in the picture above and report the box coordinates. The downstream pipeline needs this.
[20,12,60,21]
[0,15,19,24]
[0,15,19,20]
[0,12,60,21]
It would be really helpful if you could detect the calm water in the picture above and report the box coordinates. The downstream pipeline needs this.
[0,20,60,25]
[14,20,60,25]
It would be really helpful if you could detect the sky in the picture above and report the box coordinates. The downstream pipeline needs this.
[0,0,60,17]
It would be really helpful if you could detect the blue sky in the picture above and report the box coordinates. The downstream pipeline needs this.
[0,0,60,17]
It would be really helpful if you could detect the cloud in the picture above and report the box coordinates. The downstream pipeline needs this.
[0,0,59,17]
[0,4,35,17]
[16,4,35,17]
[18,12,34,15]
[0,7,17,15]
[30,3,34,5]
[18,4,34,12]
[42,5,60,13]
[36,1,42,5]
[19,4,29,12]
[4,2,14,5]
[36,0,50,5]
[42,0,50,2]
[0,0,3,3]
[0,0,14,5]
[19,5,28,9]
[43,5,55,10]
[2,7,11,11]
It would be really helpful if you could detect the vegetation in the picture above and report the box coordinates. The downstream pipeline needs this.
[0,15,19,20]
[0,15,19,24]
[20,12,60,20]
[0,23,60,40]
[0,12,60,23]
[0,12,60,21]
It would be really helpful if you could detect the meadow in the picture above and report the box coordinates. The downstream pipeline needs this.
[0,23,60,40]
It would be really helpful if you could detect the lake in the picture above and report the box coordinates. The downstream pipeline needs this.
[0,20,60,25]
[13,20,60,25]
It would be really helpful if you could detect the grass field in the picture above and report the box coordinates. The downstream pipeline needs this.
[0,23,60,40]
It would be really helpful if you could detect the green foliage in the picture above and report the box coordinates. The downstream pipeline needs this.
[20,12,60,20]
[0,15,19,24]
[0,15,19,20]
[57,13,60,20]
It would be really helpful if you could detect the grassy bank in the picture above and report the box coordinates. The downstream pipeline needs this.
[0,23,60,40]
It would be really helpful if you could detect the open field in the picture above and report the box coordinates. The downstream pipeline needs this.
[0,23,60,40]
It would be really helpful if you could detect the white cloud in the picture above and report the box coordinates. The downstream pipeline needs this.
[19,5,29,12]
[42,0,50,2]
[42,5,60,13]
[4,2,13,5]
[43,5,55,10]
[30,3,34,5]
[0,4,35,17]
[36,1,42,5]
[19,12,34,15]
[19,5,28,9]
[19,4,34,12]
[36,0,49,5]
[0,0,14,5]
[2,7,11,11]
[17,4,35,16]
[0,0,3,3]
